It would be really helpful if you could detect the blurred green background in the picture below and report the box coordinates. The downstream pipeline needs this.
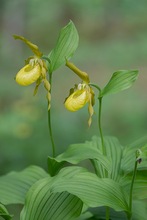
[1,0,147,175]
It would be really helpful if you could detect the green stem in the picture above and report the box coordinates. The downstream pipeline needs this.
[48,109,56,157]
[98,97,106,156]
[48,72,56,158]
[91,84,109,220]
[106,206,110,220]
[128,159,138,220]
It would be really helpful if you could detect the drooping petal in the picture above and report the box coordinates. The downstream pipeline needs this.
[15,64,41,86]
[65,89,89,111]
[13,35,43,57]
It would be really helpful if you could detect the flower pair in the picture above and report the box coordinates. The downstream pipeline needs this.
[14,36,95,125]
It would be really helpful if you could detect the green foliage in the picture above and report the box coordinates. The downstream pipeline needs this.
[49,20,79,72]
[100,70,139,97]
[0,204,13,220]
[21,190,83,220]
[0,166,48,205]
[0,20,147,220]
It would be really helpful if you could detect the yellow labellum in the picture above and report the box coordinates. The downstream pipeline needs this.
[15,64,41,86]
[65,89,89,111]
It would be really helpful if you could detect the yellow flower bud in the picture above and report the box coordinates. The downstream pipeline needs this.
[15,63,41,86]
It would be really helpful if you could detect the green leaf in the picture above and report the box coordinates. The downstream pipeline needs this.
[121,136,147,173]
[48,137,111,174]
[0,204,13,220]
[49,20,79,72]
[99,70,138,97]
[103,136,123,181]
[47,157,65,176]
[0,166,48,205]
[21,191,83,220]
[21,166,129,219]
[132,200,147,220]
[122,170,147,200]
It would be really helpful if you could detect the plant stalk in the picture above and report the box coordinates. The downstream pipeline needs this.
[106,206,110,220]
[128,159,138,220]
[47,71,56,158]
[98,97,106,156]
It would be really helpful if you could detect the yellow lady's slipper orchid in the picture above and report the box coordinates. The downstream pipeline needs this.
[65,83,95,126]
[65,61,95,126]
[14,35,51,109]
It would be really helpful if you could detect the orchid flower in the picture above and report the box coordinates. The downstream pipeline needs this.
[65,61,95,126]
[14,35,51,109]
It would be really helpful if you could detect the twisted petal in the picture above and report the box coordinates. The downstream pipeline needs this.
[65,89,89,111]
[13,35,43,57]
[15,64,41,86]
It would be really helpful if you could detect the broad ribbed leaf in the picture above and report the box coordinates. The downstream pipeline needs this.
[122,170,147,200]
[103,137,123,181]
[100,70,138,97]
[132,200,147,220]
[0,166,48,205]
[48,137,111,176]
[121,136,147,173]
[21,166,129,220]
[49,20,79,72]
[88,136,123,180]
[21,191,83,220]
[47,157,65,176]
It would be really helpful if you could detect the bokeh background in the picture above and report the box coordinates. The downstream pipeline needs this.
[0,0,147,194]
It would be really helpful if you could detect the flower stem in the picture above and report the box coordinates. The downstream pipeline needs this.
[90,84,109,219]
[106,206,110,220]
[128,159,138,220]
[98,97,106,156]
[48,71,56,158]
[48,109,56,157]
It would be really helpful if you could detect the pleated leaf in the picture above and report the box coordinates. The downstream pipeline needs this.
[132,200,147,220]
[21,191,83,220]
[49,20,79,72]
[47,157,65,176]
[121,170,147,200]
[103,136,123,181]
[48,137,111,176]
[121,136,147,173]
[0,165,48,205]
[20,166,129,220]
[100,70,138,97]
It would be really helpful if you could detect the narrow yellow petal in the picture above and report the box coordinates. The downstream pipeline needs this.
[66,60,90,83]
[13,35,43,57]
[15,64,41,86]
